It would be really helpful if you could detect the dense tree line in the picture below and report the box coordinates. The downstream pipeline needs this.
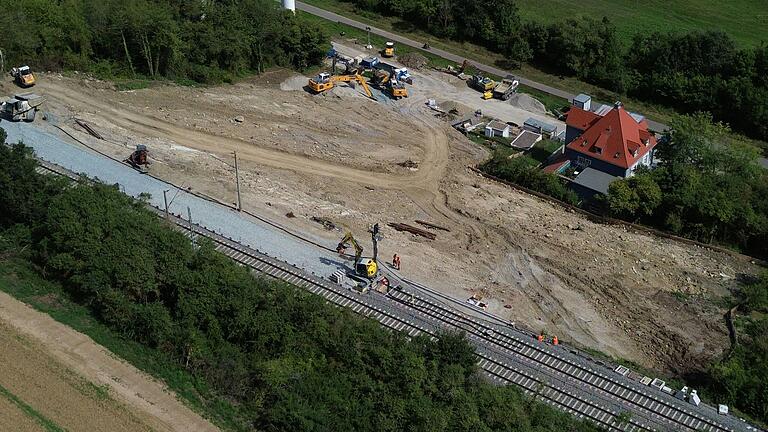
[705,272,768,423]
[339,0,768,141]
[480,152,578,204]
[0,129,599,431]
[347,0,531,66]
[604,114,768,257]
[0,0,328,82]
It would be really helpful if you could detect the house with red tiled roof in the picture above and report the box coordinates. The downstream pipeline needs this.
[564,96,657,178]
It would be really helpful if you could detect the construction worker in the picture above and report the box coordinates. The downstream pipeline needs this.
[537,333,544,343]
[553,335,559,345]
[392,254,401,270]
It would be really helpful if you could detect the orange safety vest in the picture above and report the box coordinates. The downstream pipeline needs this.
[537,334,544,342]
[553,336,559,345]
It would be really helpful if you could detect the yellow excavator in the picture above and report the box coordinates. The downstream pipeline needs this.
[336,223,381,280]
[308,72,374,99]
[372,70,408,99]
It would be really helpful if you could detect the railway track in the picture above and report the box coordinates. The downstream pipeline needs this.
[33,159,747,432]
[386,289,733,432]
[171,213,643,432]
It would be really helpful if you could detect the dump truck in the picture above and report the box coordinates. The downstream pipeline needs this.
[1,93,44,122]
[493,76,520,100]
[470,75,496,92]
[10,66,36,88]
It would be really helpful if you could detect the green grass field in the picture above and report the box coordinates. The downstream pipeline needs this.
[516,0,768,47]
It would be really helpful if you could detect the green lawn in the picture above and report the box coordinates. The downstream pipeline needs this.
[528,139,563,163]
[516,0,768,48]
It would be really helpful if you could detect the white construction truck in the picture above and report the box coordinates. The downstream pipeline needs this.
[1,93,44,122]
[493,76,520,100]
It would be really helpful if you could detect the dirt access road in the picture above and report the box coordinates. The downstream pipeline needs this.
[0,291,218,432]
[11,56,756,374]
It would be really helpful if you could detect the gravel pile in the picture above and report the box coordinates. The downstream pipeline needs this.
[508,93,546,114]
[398,52,428,69]
[280,75,310,91]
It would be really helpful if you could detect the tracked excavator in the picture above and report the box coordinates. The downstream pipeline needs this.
[336,224,391,293]
[336,224,379,281]
[372,70,408,99]
[308,72,374,99]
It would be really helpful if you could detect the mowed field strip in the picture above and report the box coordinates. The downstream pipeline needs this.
[0,317,156,432]
[0,290,219,432]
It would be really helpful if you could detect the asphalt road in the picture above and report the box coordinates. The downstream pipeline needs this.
[296,1,668,132]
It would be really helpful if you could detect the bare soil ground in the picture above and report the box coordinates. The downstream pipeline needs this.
[0,291,218,432]
[3,52,757,374]
[0,316,155,431]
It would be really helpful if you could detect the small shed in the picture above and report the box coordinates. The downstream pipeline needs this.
[523,117,558,138]
[485,120,510,138]
[569,167,619,200]
[510,130,542,150]
[573,93,592,111]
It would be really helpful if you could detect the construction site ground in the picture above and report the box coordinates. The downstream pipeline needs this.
[1,43,758,376]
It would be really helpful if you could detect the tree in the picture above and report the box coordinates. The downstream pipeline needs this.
[606,173,661,221]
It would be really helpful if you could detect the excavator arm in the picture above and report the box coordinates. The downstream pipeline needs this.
[337,232,363,264]
[354,74,374,100]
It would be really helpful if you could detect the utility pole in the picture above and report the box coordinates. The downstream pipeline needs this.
[163,189,170,219]
[0,48,4,75]
[187,206,193,232]
[233,151,242,211]
[366,27,371,49]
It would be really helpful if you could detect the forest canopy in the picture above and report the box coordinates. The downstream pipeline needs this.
[0,0,329,82]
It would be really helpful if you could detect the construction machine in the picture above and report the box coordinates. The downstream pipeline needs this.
[372,70,408,99]
[336,223,384,285]
[126,144,150,173]
[10,66,36,88]
[390,80,408,99]
[308,72,374,99]
[492,76,520,100]
[383,41,395,58]
[470,75,496,92]
[1,93,44,122]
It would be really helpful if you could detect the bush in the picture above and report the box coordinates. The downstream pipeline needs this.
[480,151,578,204]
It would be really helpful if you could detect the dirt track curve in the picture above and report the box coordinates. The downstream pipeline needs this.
[40,82,457,222]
